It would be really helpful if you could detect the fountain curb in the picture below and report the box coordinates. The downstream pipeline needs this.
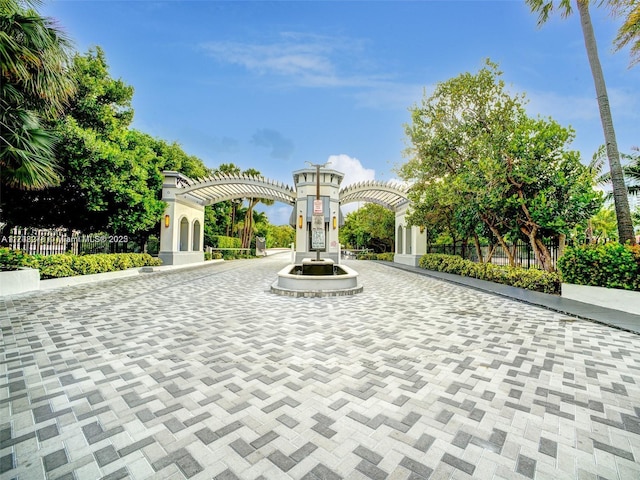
[270,282,363,297]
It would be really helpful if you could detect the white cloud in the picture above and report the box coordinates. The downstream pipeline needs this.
[202,39,334,80]
[326,154,376,216]
[200,32,395,89]
[326,154,375,186]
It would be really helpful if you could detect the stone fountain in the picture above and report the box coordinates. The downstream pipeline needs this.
[270,162,361,297]
[271,258,361,297]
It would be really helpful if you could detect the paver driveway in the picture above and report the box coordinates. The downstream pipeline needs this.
[1,253,639,480]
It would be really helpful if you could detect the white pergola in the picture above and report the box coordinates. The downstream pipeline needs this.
[159,169,425,266]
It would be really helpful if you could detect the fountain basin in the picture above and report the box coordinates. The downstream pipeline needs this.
[271,259,362,297]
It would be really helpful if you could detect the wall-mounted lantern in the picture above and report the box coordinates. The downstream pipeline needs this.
[164,214,170,228]
[298,214,303,229]
[332,216,337,230]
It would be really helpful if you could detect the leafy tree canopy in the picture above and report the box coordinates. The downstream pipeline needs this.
[400,60,602,270]
[339,203,395,252]
[1,47,211,241]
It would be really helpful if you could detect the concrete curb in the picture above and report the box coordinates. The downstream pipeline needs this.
[1,260,226,296]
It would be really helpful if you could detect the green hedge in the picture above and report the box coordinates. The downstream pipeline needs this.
[209,236,250,259]
[356,252,395,261]
[557,243,640,291]
[0,248,161,279]
[418,253,561,294]
[211,235,242,249]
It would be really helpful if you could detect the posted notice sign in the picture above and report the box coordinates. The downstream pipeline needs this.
[313,199,323,215]
[311,214,325,249]
[312,228,325,250]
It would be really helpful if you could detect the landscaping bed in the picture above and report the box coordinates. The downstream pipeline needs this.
[417,253,560,294]
[0,248,161,279]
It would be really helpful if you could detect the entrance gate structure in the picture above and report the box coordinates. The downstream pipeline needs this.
[159,167,427,266]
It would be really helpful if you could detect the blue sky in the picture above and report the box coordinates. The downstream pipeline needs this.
[42,1,639,224]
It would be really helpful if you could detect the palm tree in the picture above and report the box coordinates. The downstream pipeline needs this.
[592,145,640,197]
[0,0,75,189]
[526,0,636,245]
[239,168,274,249]
[589,206,619,241]
[610,0,640,66]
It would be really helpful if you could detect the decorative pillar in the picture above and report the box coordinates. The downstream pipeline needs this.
[393,202,426,267]
[292,167,343,263]
[159,171,205,265]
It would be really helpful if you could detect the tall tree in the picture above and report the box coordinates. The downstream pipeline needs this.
[401,61,524,265]
[213,163,241,237]
[526,0,636,244]
[239,168,274,249]
[2,48,189,240]
[0,0,75,189]
[501,116,602,270]
[401,61,601,271]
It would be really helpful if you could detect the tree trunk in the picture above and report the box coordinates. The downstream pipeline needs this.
[558,233,566,259]
[576,0,636,245]
[487,223,516,266]
[241,198,258,249]
[472,233,484,263]
[486,244,497,263]
[521,225,554,272]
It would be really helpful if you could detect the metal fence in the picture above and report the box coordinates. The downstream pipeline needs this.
[0,226,130,255]
[426,239,561,269]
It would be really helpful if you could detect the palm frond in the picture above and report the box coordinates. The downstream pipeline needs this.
[609,0,640,66]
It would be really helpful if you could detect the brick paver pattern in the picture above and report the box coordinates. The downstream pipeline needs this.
[1,254,639,480]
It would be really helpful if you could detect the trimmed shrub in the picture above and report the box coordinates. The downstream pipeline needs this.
[210,236,248,259]
[0,249,161,279]
[211,235,242,249]
[418,253,560,294]
[558,243,640,291]
[40,258,76,279]
[0,248,38,270]
[356,252,394,261]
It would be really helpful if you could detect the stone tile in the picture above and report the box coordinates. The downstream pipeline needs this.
[441,452,474,475]
[0,453,14,474]
[2,257,640,480]
[515,454,536,479]
[43,448,68,472]
[94,445,119,467]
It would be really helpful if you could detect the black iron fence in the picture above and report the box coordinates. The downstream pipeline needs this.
[426,238,561,269]
[1,226,130,255]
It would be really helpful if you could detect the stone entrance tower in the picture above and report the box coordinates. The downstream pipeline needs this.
[291,167,344,264]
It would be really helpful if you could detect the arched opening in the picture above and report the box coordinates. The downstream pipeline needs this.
[179,217,189,251]
[397,226,403,254]
[405,226,412,254]
[192,220,201,251]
